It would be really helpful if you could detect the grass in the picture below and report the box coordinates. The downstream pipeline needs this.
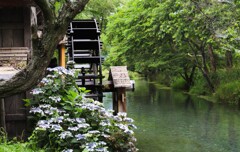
[0,143,38,152]
[0,128,44,152]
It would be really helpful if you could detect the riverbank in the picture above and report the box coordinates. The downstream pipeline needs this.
[124,79,240,152]
[147,79,218,104]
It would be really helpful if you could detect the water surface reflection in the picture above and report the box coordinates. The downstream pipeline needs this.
[104,80,240,152]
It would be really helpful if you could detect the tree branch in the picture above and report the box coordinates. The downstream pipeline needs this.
[0,0,89,98]
[33,0,55,26]
[58,0,90,26]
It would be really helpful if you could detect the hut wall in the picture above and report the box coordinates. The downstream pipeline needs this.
[4,93,31,139]
[0,7,31,48]
[0,7,33,139]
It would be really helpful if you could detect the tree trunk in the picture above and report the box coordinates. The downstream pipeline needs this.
[200,46,215,92]
[199,67,215,92]
[0,0,90,98]
[200,46,209,75]
[225,50,233,69]
[181,65,196,90]
[208,45,216,72]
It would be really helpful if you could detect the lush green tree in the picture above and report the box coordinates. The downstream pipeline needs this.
[104,0,240,92]
[76,0,127,32]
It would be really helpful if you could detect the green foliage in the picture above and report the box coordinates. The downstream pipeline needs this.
[103,0,240,92]
[215,81,240,104]
[0,143,37,152]
[213,68,240,104]
[171,78,188,90]
[189,72,211,95]
[128,71,142,80]
[76,0,126,32]
[215,68,240,84]
[0,128,43,152]
[27,67,137,152]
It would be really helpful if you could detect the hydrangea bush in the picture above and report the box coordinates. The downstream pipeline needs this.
[26,67,137,152]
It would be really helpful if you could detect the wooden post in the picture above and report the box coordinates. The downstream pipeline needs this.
[59,44,66,68]
[113,88,127,114]
[113,91,117,115]
[0,98,6,130]
[109,66,131,114]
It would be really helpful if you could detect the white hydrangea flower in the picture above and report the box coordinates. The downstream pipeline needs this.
[59,131,73,139]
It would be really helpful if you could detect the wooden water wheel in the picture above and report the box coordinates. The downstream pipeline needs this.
[66,19,104,102]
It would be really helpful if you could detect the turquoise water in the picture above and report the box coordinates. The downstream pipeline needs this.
[104,80,240,152]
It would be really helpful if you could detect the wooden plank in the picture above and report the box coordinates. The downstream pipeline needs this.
[24,7,31,48]
[0,23,24,30]
[0,57,28,61]
[0,50,29,54]
[4,93,26,114]
[0,0,33,7]
[0,8,24,22]
[0,47,29,50]
[5,120,27,139]
[3,92,28,139]
[13,30,24,47]
[0,54,27,57]
[110,66,131,88]
[113,88,127,114]
[0,48,29,62]
[5,114,26,121]
[2,30,13,47]
[78,74,102,79]
[0,98,6,130]
[0,30,2,47]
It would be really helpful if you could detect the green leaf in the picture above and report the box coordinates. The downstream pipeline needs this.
[63,105,72,111]
[23,99,31,107]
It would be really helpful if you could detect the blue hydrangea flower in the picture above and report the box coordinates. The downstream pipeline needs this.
[30,107,43,115]
[77,123,90,129]
[75,134,86,140]
[49,96,61,103]
[51,124,62,132]
[59,131,73,139]
[62,149,73,152]
[123,117,134,123]
[76,118,86,123]
[37,120,50,129]
[117,112,127,117]
[31,88,44,95]
[68,126,79,131]
[88,130,100,134]
[99,120,111,127]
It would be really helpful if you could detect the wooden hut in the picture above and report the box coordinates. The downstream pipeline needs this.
[0,1,135,139]
[0,0,36,139]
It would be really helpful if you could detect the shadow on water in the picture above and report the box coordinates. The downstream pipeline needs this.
[104,79,240,152]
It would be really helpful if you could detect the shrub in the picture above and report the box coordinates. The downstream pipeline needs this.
[215,68,240,84]
[0,128,42,152]
[26,67,137,152]
[189,79,208,95]
[215,81,240,104]
[171,78,188,90]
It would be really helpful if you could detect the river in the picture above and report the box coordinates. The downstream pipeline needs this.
[103,79,240,152]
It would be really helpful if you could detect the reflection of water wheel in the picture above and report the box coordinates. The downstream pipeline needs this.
[66,19,104,102]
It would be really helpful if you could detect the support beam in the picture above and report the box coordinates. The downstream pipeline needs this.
[0,98,6,130]
[113,88,127,114]
[59,44,66,68]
